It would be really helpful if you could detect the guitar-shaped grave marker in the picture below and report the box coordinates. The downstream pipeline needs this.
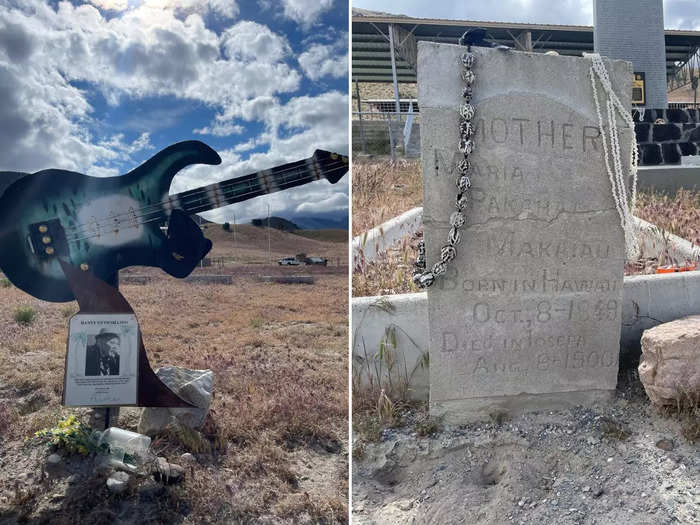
[0,140,348,302]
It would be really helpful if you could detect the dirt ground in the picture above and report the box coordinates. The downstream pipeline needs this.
[352,372,699,525]
[0,228,349,524]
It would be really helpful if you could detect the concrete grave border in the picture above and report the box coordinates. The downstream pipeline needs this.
[352,210,700,402]
[352,207,423,266]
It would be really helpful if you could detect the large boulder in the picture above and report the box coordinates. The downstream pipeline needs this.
[638,315,700,406]
[137,366,213,435]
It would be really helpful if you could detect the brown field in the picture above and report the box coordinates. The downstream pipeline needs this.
[351,158,422,237]
[352,158,700,296]
[203,224,348,265]
[0,228,349,523]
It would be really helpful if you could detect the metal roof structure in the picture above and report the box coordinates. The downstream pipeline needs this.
[352,12,700,89]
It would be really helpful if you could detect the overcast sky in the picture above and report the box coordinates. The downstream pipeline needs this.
[0,0,349,225]
[353,0,700,30]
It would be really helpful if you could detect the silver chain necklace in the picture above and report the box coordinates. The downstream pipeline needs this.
[413,42,475,288]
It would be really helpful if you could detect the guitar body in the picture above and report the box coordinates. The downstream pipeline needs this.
[0,141,221,302]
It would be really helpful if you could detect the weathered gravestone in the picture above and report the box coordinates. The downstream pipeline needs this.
[418,43,633,421]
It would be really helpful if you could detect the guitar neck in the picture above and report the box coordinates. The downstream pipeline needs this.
[170,156,325,216]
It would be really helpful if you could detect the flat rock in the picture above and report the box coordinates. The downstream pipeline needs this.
[138,366,213,435]
[180,452,196,464]
[46,453,62,466]
[153,457,185,484]
[638,315,700,406]
[106,471,130,494]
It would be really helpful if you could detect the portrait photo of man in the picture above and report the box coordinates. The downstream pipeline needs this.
[84,328,121,376]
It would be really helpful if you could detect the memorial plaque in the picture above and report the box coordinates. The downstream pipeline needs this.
[418,43,632,421]
[63,314,139,407]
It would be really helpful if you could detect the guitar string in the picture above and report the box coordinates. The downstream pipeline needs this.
[61,159,347,239]
[63,167,346,244]
[60,160,347,242]
[62,163,349,243]
[62,164,348,244]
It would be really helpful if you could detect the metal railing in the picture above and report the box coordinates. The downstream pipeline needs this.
[352,111,421,159]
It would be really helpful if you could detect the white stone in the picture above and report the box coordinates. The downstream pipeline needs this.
[180,452,196,464]
[639,315,700,406]
[46,453,62,466]
[138,366,213,435]
[106,471,129,494]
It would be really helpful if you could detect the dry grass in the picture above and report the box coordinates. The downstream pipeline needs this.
[635,189,700,247]
[626,189,700,275]
[351,158,422,237]
[0,231,348,523]
[353,233,420,298]
[351,157,700,294]
[203,223,348,264]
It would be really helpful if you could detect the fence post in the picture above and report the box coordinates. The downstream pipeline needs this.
[355,79,367,154]
[386,114,395,161]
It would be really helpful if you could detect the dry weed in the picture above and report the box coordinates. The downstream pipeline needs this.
[635,188,700,247]
[352,158,422,236]
[353,181,700,292]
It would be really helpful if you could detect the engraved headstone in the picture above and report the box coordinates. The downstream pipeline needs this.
[418,43,632,421]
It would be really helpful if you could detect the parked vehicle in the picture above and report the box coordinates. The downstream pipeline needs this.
[278,257,300,266]
[305,257,328,266]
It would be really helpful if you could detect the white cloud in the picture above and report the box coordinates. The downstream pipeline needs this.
[194,122,245,136]
[98,132,155,159]
[296,192,348,214]
[222,20,290,62]
[0,1,300,173]
[94,0,240,20]
[88,0,129,12]
[281,0,334,28]
[233,137,264,152]
[298,41,347,80]
[0,1,347,226]
[168,90,349,223]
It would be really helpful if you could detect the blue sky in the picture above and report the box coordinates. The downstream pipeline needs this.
[0,0,349,225]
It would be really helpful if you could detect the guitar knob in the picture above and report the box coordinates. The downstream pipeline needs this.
[45,247,54,255]
[331,153,338,159]
[38,225,48,233]
[42,236,52,244]
[80,263,89,271]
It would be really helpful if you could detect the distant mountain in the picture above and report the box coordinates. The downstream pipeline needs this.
[250,216,300,232]
[249,210,348,231]
[289,214,348,230]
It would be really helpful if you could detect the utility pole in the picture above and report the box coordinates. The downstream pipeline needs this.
[267,203,271,265]
[232,213,237,263]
